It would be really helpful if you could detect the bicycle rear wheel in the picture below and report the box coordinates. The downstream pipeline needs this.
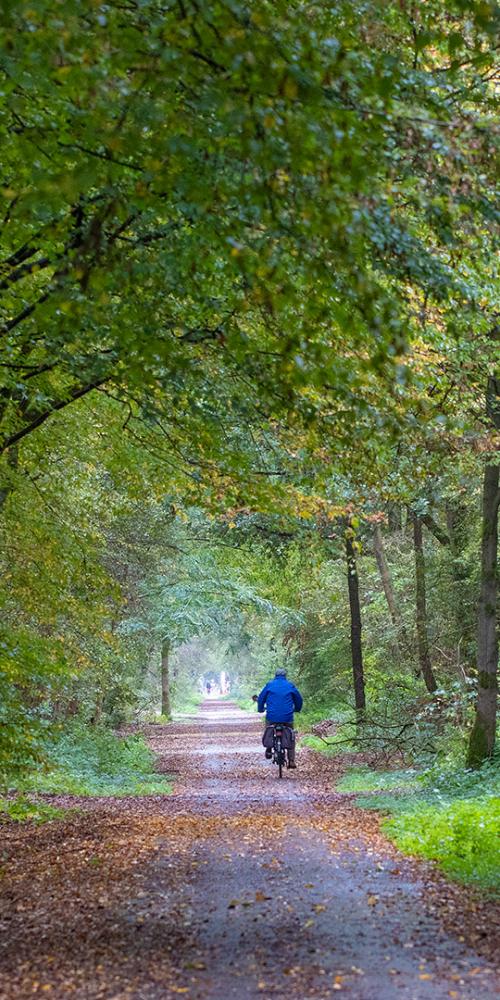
[276,738,283,778]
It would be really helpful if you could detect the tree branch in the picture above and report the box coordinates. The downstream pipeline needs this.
[421,512,451,546]
[1,290,52,336]
[57,140,143,173]
[0,377,110,452]
[0,255,52,292]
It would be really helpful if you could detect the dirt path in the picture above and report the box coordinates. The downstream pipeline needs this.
[0,701,498,999]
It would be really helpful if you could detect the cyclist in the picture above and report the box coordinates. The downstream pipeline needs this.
[257,669,303,768]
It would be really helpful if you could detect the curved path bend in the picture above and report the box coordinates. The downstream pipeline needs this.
[0,700,498,1000]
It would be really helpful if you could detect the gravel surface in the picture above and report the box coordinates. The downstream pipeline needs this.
[0,700,498,999]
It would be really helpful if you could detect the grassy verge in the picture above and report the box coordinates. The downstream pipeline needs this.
[338,762,500,890]
[236,696,259,712]
[10,722,172,798]
[300,734,340,755]
[173,691,205,715]
[298,703,354,753]
[0,795,70,824]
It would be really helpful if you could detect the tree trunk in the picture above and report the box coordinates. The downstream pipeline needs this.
[373,523,411,652]
[387,503,402,532]
[446,500,467,560]
[91,691,103,726]
[161,638,172,719]
[411,511,438,693]
[446,497,474,673]
[345,526,366,722]
[0,445,18,511]
[421,512,450,547]
[467,463,499,766]
[468,374,500,766]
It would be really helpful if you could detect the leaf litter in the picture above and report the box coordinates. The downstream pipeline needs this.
[0,701,498,999]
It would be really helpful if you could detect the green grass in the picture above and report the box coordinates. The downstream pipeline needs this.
[14,722,172,798]
[338,762,500,890]
[300,734,340,755]
[385,797,500,888]
[0,795,69,824]
[236,696,259,712]
[173,691,204,715]
[299,703,351,729]
[296,703,356,755]
[337,765,421,794]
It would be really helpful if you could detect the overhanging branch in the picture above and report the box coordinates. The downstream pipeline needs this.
[0,377,110,453]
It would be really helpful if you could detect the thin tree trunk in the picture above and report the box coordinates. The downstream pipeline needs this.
[0,445,18,511]
[345,526,366,722]
[387,504,402,532]
[420,512,450,547]
[411,511,438,693]
[446,498,474,673]
[161,638,172,719]
[373,523,411,651]
[467,463,499,766]
[92,691,103,726]
[468,374,500,766]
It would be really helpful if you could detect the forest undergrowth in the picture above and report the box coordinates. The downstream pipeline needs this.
[0,723,171,821]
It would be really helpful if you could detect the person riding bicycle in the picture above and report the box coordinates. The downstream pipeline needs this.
[257,669,303,769]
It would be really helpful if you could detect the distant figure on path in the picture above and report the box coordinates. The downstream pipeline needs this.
[206,681,211,695]
[257,669,303,768]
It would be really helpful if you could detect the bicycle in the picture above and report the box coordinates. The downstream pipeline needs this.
[271,723,287,778]
[252,695,291,779]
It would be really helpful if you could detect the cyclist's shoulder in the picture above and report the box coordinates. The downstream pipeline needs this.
[282,679,300,695]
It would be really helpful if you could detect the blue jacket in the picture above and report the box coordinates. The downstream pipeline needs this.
[257,676,303,724]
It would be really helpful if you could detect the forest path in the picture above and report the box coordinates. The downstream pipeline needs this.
[0,700,498,1000]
